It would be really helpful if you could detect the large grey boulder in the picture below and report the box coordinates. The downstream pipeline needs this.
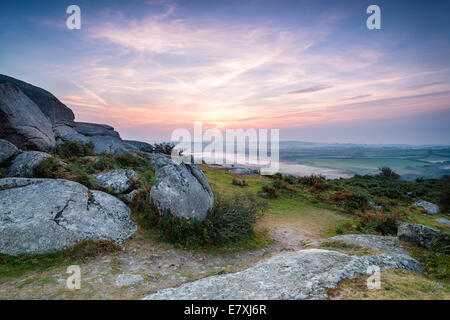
[93,169,137,194]
[0,74,74,125]
[0,178,137,255]
[150,155,214,221]
[397,222,440,249]
[142,248,422,300]
[0,139,19,165]
[7,151,51,177]
[69,122,138,155]
[413,200,439,214]
[0,83,56,150]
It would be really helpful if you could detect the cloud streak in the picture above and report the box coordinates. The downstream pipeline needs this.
[9,1,448,144]
[287,84,332,95]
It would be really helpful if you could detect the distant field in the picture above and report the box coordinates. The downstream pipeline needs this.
[279,146,450,179]
[295,158,425,175]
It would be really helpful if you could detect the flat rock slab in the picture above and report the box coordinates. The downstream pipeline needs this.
[434,218,450,226]
[88,135,137,156]
[0,178,137,255]
[228,168,259,176]
[325,234,410,256]
[93,169,137,194]
[115,274,144,287]
[142,249,422,300]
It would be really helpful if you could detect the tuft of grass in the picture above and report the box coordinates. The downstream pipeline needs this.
[328,269,450,300]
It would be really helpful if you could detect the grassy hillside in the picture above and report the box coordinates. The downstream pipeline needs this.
[0,145,448,299]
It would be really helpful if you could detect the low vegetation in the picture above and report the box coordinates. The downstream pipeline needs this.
[55,140,94,159]
[2,145,449,296]
[31,143,155,192]
[130,189,269,251]
[257,168,450,238]
[328,269,450,300]
[409,233,450,282]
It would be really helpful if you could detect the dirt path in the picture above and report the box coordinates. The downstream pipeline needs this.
[0,227,280,300]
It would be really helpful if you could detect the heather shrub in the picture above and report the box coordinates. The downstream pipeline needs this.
[133,193,266,248]
[259,185,280,199]
[56,140,94,159]
[357,211,399,235]
[33,157,64,179]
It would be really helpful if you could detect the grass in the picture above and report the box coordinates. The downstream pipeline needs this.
[2,150,449,299]
[202,166,349,239]
[0,240,120,281]
[328,269,450,300]
[318,240,381,256]
[297,158,426,175]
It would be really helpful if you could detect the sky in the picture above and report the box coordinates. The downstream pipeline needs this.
[0,0,449,145]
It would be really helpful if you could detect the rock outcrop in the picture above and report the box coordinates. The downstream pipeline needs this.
[88,134,136,155]
[7,151,51,177]
[413,200,439,214]
[73,123,120,138]
[397,222,440,249]
[124,140,154,152]
[142,248,422,300]
[150,155,214,221]
[57,122,137,156]
[0,83,56,150]
[0,178,137,255]
[0,74,74,125]
[0,139,19,165]
[93,169,137,194]
[0,75,142,156]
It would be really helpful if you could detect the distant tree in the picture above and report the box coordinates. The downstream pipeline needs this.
[378,167,400,179]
